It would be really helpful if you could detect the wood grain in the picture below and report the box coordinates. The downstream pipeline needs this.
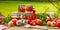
[6,26,60,30]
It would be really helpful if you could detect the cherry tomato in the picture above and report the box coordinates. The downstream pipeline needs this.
[55,19,60,28]
[26,19,31,24]
[11,19,17,25]
[36,19,42,25]
[46,18,55,22]
[30,20,36,26]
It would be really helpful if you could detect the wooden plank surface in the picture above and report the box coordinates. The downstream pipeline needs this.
[7,26,47,30]
[6,26,60,30]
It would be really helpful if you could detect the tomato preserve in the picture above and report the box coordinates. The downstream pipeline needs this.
[25,12,37,20]
[18,4,25,12]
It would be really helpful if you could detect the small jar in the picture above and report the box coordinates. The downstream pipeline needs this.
[18,4,25,12]
[11,12,20,20]
[25,12,37,20]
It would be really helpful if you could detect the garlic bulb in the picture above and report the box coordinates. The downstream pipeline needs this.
[22,19,28,25]
[16,20,22,26]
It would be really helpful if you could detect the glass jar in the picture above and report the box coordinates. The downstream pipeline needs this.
[11,12,20,20]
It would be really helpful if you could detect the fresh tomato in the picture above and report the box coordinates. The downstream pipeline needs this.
[11,19,17,25]
[26,19,31,24]
[55,19,60,28]
[55,18,60,22]
[36,19,42,25]
[30,20,36,26]
[56,23,60,28]
[46,18,51,22]
[46,18,55,22]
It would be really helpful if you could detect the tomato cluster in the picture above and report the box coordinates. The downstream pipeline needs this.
[26,19,42,26]
[46,18,60,28]
[11,19,18,25]
[55,18,60,28]
[46,18,55,22]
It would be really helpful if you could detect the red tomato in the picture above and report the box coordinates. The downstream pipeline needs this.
[26,19,31,24]
[56,23,60,28]
[36,19,42,25]
[55,18,60,22]
[11,19,17,25]
[30,20,36,26]
[46,18,55,22]
[55,19,60,28]
[46,18,51,22]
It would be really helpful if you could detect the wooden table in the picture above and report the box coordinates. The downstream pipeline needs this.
[7,26,60,30]
[48,26,60,30]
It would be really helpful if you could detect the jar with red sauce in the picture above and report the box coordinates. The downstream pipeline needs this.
[18,4,25,12]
